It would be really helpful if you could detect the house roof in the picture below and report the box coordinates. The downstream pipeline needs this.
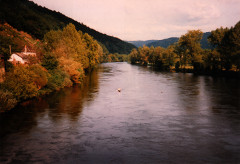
[14,53,25,58]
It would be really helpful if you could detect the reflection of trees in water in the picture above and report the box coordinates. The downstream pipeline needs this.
[203,77,240,116]
[0,99,48,138]
[46,69,99,121]
[174,73,202,112]
[174,73,240,117]
[0,69,99,138]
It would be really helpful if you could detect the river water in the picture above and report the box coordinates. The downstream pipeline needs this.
[0,62,240,163]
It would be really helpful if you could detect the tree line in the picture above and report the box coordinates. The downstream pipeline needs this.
[129,21,240,73]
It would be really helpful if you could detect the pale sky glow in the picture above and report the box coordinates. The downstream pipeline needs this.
[31,0,240,41]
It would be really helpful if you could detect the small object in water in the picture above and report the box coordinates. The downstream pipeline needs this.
[117,88,121,92]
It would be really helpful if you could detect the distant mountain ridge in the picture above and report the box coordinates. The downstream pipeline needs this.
[127,40,158,48]
[200,32,213,49]
[146,37,179,48]
[128,32,213,49]
[0,0,136,54]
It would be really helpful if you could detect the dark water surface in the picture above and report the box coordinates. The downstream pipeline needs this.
[1,62,240,163]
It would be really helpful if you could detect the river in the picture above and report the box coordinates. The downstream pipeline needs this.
[0,62,240,163]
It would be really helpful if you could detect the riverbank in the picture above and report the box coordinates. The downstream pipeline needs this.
[132,63,240,79]
[0,66,93,113]
[175,68,240,79]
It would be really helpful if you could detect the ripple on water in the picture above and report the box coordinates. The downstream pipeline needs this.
[0,63,240,163]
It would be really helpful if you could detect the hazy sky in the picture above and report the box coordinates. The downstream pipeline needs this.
[31,0,240,41]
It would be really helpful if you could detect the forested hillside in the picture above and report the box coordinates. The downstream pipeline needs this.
[0,0,136,54]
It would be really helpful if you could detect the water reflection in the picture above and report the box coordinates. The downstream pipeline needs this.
[203,77,240,117]
[0,69,99,138]
[174,73,202,112]
[0,63,240,163]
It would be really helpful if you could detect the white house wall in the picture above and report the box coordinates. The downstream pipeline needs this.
[8,54,25,64]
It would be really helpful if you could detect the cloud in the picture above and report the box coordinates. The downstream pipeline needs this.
[184,2,221,24]
[32,0,240,40]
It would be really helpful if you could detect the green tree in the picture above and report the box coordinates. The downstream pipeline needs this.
[174,44,186,69]
[43,29,62,52]
[220,21,240,71]
[41,53,59,70]
[202,49,221,72]
[208,27,229,48]
[46,69,71,91]
[208,27,229,70]
[229,21,240,70]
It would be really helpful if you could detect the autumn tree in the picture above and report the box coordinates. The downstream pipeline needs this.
[29,64,50,89]
[174,43,186,69]
[3,65,39,100]
[129,48,139,64]
[152,46,165,67]
[44,23,102,70]
[0,90,17,112]
[83,33,102,69]
[58,57,84,83]
[163,45,177,68]
[178,30,203,70]
[148,46,155,64]
[141,45,150,65]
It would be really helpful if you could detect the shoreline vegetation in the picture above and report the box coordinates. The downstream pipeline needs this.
[129,21,240,77]
[0,23,126,113]
[133,63,239,78]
